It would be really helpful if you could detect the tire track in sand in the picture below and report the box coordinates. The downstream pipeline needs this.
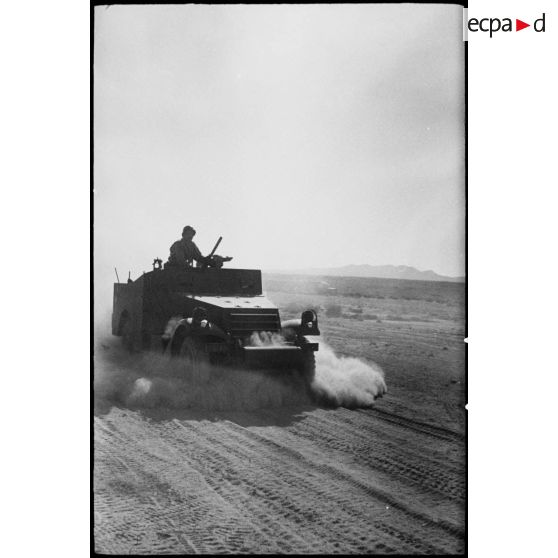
[172,420,420,554]
[282,408,466,503]
[172,418,464,554]
[359,408,465,442]
[95,407,465,554]
[95,412,281,554]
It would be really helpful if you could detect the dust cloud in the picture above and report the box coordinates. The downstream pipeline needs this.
[313,342,387,408]
[94,335,386,412]
[94,337,309,412]
[247,331,387,407]
[249,331,287,346]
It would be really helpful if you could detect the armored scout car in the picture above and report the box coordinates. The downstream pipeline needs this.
[112,250,320,382]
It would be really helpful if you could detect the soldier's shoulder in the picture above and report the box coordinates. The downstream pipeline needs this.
[170,239,182,249]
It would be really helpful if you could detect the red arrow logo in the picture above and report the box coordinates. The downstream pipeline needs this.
[516,19,530,31]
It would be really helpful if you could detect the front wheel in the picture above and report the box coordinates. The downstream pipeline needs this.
[299,349,316,386]
[179,337,210,384]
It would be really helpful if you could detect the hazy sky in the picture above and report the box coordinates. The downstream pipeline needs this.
[95,4,464,297]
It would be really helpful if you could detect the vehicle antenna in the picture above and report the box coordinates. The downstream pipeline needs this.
[114,267,120,283]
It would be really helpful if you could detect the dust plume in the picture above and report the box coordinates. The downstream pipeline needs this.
[94,336,310,412]
[312,342,387,408]
[246,332,387,407]
[248,331,286,346]
[94,335,386,412]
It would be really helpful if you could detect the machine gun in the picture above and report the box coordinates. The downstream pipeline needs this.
[200,236,233,269]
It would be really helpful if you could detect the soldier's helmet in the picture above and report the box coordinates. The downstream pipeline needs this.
[182,225,196,237]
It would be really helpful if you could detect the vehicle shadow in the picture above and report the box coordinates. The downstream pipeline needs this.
[94,395,316,428]
[140,404,315,427]
[94,342,318,428]
[93,340,375,428]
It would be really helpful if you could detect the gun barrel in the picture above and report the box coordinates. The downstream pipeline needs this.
[208,236,222,258]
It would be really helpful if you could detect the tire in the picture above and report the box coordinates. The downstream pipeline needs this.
[299,349,316,385]
[179,337,210,384]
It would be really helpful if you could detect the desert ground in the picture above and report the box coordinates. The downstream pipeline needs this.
[94,274,466,554]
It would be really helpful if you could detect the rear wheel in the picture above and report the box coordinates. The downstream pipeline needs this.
[179,337,210,384]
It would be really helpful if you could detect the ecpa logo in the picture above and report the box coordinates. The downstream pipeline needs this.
[466,12,546,38]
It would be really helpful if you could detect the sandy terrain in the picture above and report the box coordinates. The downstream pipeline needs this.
[94,276,465,554]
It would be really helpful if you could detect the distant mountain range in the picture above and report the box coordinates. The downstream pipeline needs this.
[266,264,465,283]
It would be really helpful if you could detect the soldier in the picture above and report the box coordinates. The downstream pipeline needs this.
[166,225,208,268]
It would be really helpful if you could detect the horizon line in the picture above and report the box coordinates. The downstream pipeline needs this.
[262,263,465,279]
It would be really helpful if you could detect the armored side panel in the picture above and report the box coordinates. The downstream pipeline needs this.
[148,268,263,296]
[111,276,145,349]
[139,268,266,340]
[111,264,319,371]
